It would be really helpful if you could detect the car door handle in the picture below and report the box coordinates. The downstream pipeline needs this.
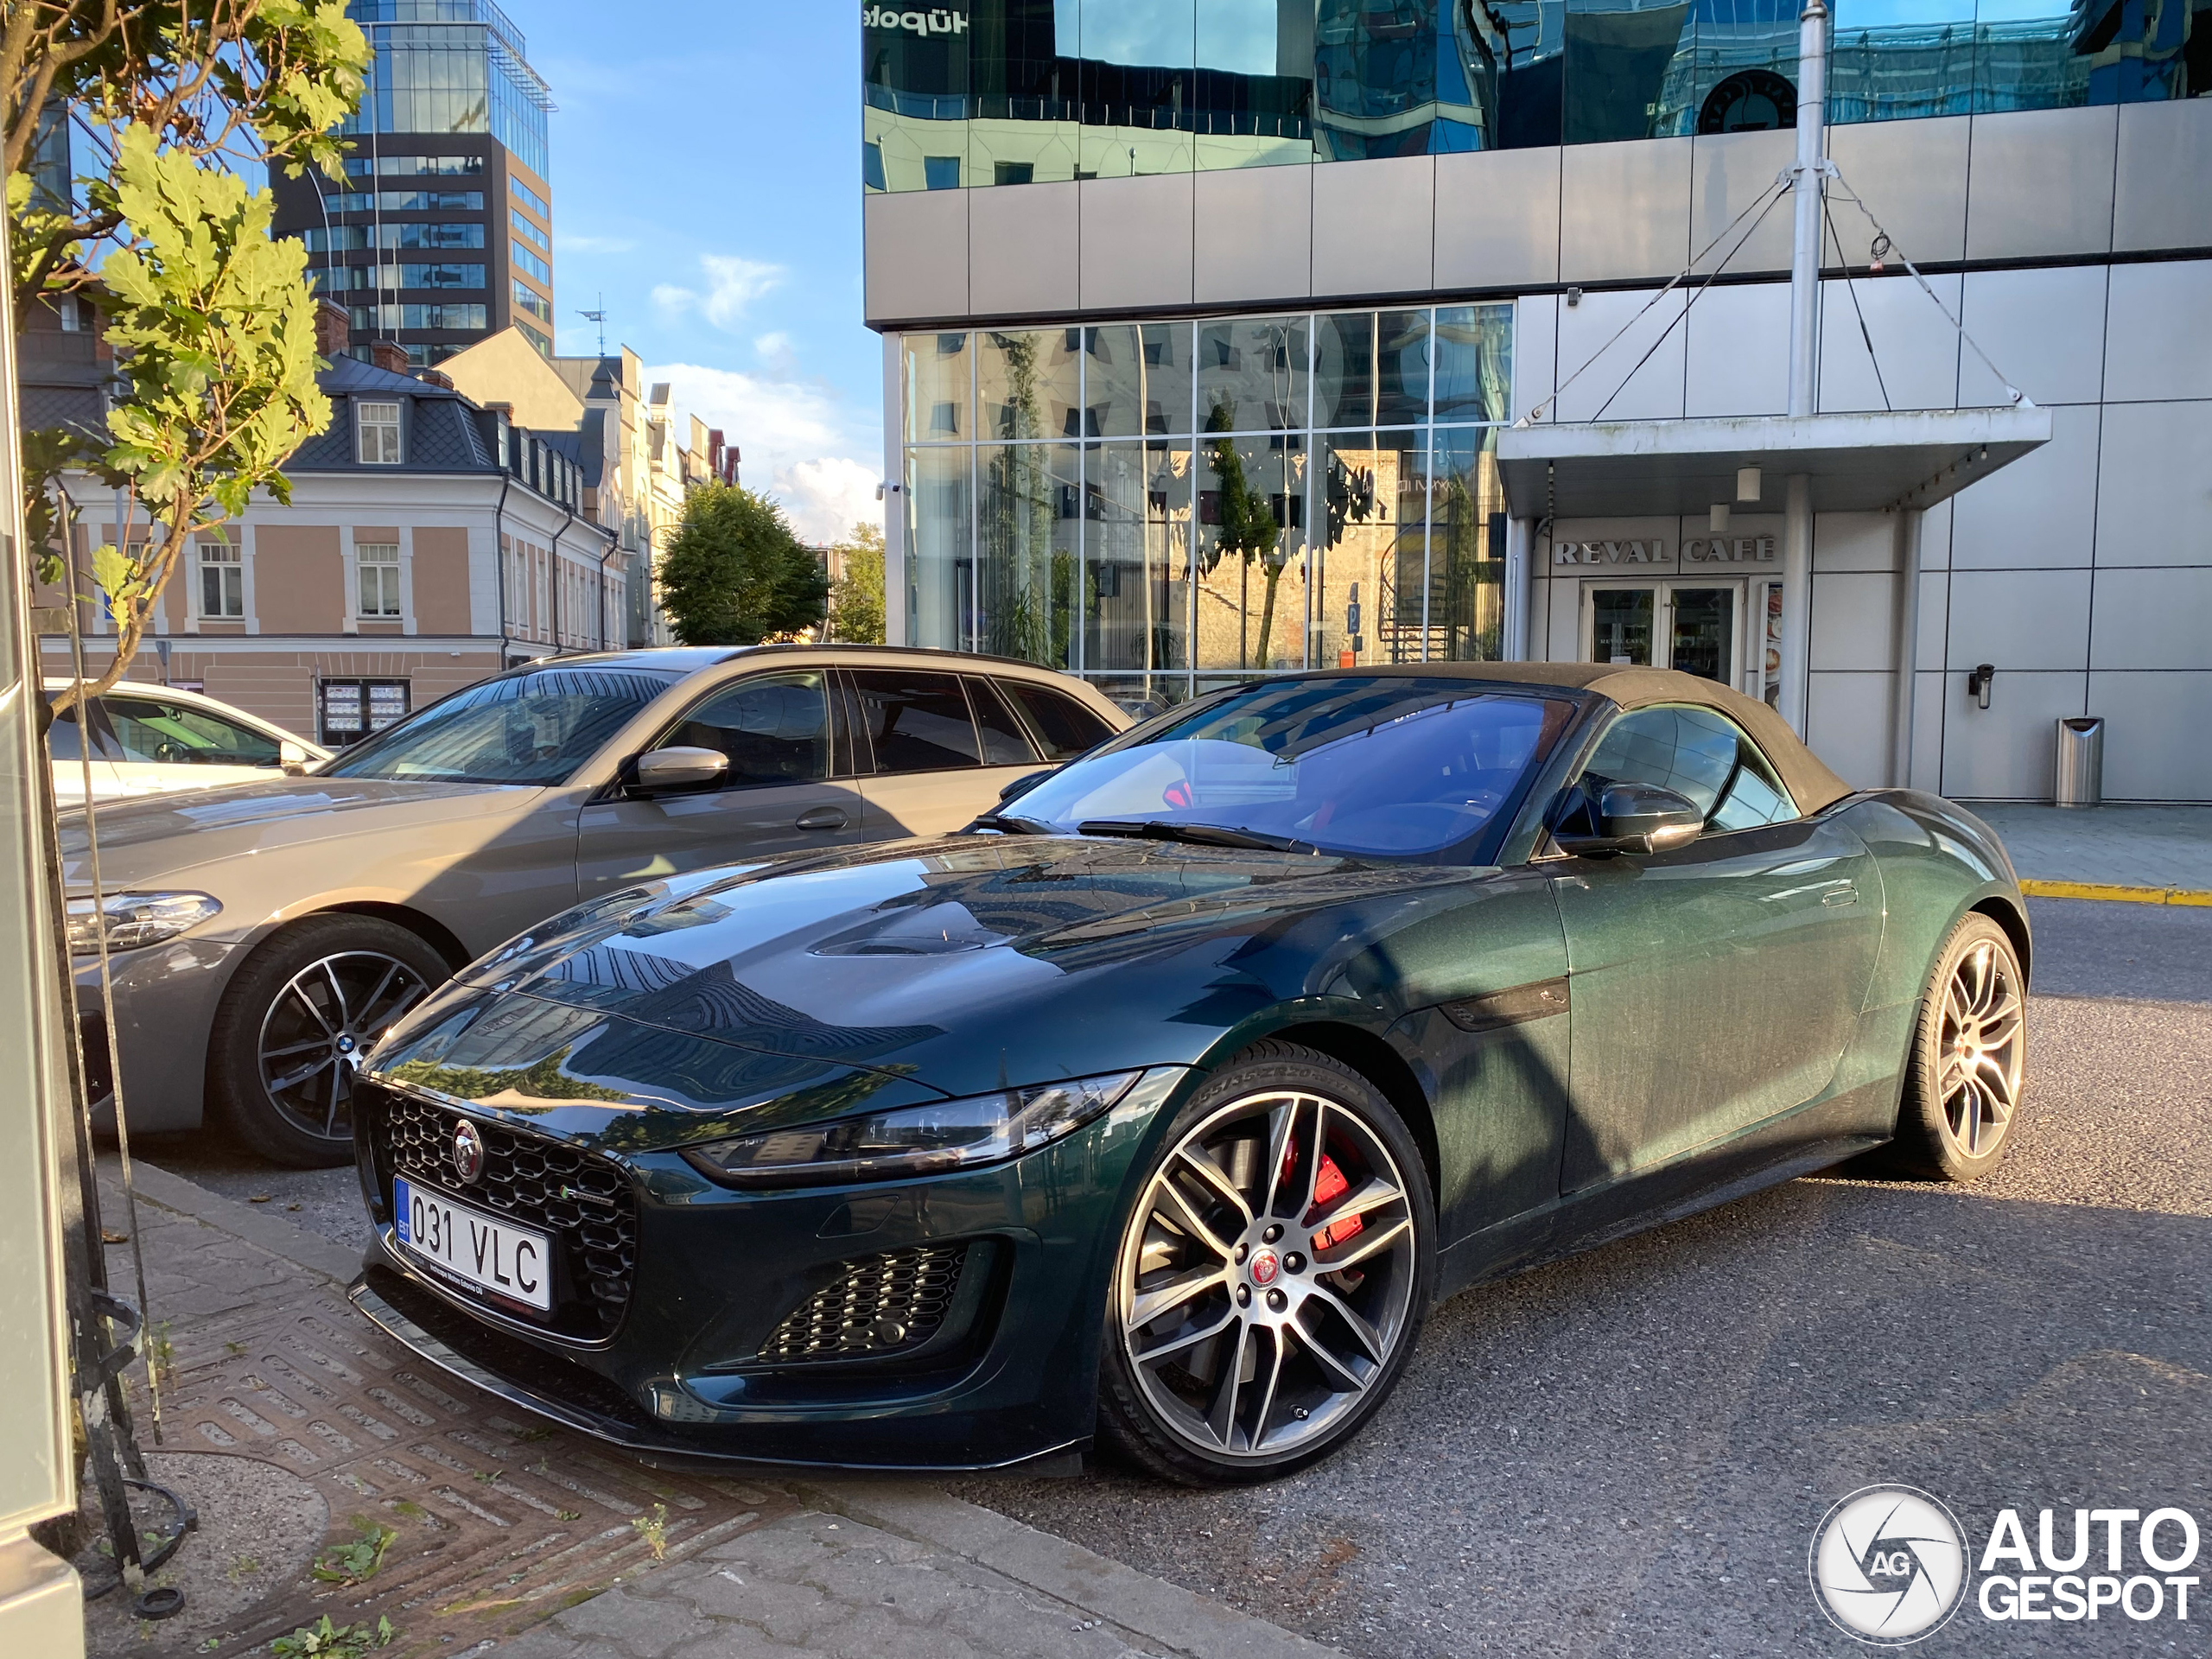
[795,806,849,832]
[1821,883,1859,907]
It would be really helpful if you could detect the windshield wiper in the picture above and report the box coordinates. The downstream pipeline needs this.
[968,811,1055,836]
[1077,818,1319,855]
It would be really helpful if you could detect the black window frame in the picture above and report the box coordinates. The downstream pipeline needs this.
[1569,702,1802,838]
[963,675,1044,768]
[991,675,1116,760]
[639,668,851,792]
[840,664,1013,778]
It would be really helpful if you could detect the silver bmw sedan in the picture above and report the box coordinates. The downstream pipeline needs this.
[63,645,1125,1166]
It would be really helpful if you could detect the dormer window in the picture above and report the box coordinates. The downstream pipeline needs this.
[357,400,401,464]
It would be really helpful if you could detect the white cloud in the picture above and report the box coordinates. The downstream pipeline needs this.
[753,330,796,376]
[651,254,784,332]
[647,361,884,544]
[774,457,882,545]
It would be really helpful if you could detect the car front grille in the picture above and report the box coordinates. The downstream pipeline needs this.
[760,1244,971,1363]
[372,1089,637,1341]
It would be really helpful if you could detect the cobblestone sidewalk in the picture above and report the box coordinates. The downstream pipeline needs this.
[96,1159,1343,1659]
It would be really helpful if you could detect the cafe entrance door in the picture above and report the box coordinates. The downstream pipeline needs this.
[1581,579,1747,690]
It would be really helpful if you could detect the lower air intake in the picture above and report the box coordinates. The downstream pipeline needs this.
[760,1244,970,1363]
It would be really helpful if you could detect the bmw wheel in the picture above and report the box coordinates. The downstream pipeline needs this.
[1098,1040,1435,1484]
[208,915,448,1167]
[1884,912,2027,1183]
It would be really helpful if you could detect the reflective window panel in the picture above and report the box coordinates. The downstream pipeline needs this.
[977,442,1082,666]
[1083,439,1194,692]
[1198,315,1310,433]
[863,0,2189,190]
[978,328,1085,441]
[903,304,1512,697]
[1312,430,1428,671]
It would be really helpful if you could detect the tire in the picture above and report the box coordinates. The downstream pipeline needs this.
[207,914,448,1167]
[1879,912,2027,1183]
[1097,1040,1437,1485]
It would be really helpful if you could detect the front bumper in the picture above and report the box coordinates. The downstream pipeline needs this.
[352,1071,1186,1470]
[73,933,243,1133]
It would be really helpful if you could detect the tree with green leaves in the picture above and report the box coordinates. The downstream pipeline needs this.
[827,519,886,645]
[6,1,369,712]
[1199,400,1286,670]
[658,482,830,646]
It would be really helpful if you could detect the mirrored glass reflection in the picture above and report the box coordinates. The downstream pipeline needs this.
[976,442,1082,667]
[978,328,1085,441]
[1198,429,1307,671]
[1197,315,1310,432]
[906,445,975,652]
[906,333,971,443]
[1313,431,1427,671]
[1314,311,1433,429]
[1083,440,1194,692]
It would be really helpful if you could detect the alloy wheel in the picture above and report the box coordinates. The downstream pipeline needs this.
[1936,937,2024,1159]
[257,950,429,1143]
[1116,1089,1420,1462]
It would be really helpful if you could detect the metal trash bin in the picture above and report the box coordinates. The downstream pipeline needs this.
[2055,715,2104,808]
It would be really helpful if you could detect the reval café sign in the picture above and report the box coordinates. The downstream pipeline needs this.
[1553,537,1778,567]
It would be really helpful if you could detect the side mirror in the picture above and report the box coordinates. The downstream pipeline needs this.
[1552,782,1704,857]
[279,739,311,776]
[629,746,729,796]
[999,766,1057,804]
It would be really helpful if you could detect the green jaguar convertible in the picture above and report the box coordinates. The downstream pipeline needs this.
[348,664,2028,1484]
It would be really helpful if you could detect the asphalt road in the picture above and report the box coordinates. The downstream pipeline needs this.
[134,897,2212,1656]
[950,897,2212,1657]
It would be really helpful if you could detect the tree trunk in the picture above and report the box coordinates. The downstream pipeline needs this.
[1255,559,1286,671]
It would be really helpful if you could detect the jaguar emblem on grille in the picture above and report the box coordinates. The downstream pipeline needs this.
[452,1121,486,1185]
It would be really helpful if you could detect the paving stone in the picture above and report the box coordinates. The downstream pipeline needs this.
[93,1157,1340,1659]
[550,1586,723,1657]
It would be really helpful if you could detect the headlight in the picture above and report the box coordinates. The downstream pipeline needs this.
[683,1070,1150,1189]
[66,892,222,954]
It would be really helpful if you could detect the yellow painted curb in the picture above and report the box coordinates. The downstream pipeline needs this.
[2019,878,2212,907]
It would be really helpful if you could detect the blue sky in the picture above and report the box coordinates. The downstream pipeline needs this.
[523,1,880,541]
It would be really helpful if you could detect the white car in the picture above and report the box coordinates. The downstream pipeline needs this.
[47,679,327,802]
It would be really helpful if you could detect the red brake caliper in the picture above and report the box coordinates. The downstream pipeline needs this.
[1298,1147,1363,1253]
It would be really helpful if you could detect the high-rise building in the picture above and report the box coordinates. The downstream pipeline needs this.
[273,0,556,369]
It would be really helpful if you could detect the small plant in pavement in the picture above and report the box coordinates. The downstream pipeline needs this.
[311,1516,397,1585]
[270,1615,394,1656]
[631,1503,669,1560]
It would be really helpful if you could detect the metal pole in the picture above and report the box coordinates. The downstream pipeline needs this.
[1891,507,1924,788]
[1775,1,1829,738]
[1787,0,1828,420]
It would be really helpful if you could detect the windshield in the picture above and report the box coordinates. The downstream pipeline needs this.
[321,665,680,785]
[1008,677,1574,859]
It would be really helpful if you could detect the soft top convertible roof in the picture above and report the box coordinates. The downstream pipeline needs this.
[1299,661,1858,817]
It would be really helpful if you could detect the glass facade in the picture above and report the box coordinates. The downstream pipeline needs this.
[902,305,1512,709]
[345,0,554,179]
[864,0,2212,191]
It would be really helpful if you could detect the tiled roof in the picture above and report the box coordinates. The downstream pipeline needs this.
[289,357,499,476]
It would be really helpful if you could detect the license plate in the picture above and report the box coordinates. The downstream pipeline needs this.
[393,1176,553,1313]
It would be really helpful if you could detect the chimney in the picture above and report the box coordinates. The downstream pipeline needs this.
[314,298,350,358]
[414,368,454,390]
[369,340,411,375]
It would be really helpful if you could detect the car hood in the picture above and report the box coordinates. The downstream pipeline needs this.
[369,834,1500,1151]
[60,775,546,888]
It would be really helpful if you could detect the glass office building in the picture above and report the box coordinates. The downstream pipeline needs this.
[865,0,2209,192]
[868,1,2212,799]
[275,0,557,365]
